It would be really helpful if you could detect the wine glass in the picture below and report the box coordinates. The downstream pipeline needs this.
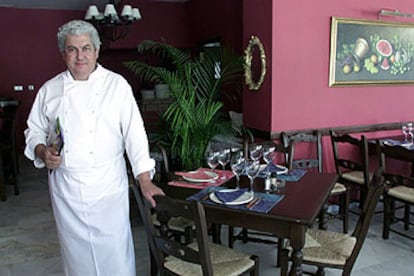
[206,151,219,182]
[230,151,245,189]
[217,149,231,179]
[408,122,413,144]
[245,159,260,194]
[249,144,263,161]
[402,124,409,142]
[262,145,275,179]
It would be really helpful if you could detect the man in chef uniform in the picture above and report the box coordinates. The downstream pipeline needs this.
[24,20,164,276]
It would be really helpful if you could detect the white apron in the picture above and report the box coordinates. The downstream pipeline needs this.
[25,65,155,276]
[50,158,135,276]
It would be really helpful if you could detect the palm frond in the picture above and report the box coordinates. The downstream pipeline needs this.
[124,40,242,170]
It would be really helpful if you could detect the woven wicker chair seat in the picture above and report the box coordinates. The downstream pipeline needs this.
[164,241,255,276]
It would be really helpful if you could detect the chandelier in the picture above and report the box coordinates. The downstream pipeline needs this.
[84,0,142,42]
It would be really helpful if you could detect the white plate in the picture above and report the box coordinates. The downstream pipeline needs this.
[209,189,254,205]
[259,164,288,175]
[182,171,219,183]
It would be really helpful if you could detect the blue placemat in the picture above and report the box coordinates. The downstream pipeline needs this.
[256,163,287,178]
[277,169,307,182]
[186,186,284,213]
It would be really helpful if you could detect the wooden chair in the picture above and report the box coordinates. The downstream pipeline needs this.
[330,130,371,213]
[132,182,260,276]
[281,131,323,172]
[282,131,350,233]
[149,141,195,245]
[377,140,414,241]
[280,167,385,276]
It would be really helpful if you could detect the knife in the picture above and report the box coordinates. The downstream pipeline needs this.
[246,197,260,209]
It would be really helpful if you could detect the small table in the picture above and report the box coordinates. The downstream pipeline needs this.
[163,172,337,275]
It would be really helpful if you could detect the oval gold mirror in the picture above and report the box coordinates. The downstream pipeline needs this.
[244,35,267,91]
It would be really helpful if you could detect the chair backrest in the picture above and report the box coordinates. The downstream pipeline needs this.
[376,139,414,186]
[132,182,214,275]
[329,130,370,184]
[281,131,322,172]
[262,140,294,170]
[243,139,293,169]
[150,141,170,184]
[344,167,384,274]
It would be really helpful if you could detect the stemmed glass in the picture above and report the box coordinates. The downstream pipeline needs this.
[206,151,219,182]
[402,124,409,142]
[218,149,231,179]
[245,159,260,194]
[408,122,414,144]
[249,144,263,161]
[230,151,245,189]
[262,145,276,179]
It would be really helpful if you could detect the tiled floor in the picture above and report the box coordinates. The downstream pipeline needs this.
[1,157,414,275]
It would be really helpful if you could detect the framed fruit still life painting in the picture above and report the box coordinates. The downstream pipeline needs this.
[329,17,414,86]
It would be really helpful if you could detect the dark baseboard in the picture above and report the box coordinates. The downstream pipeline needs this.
[247,121,405,141]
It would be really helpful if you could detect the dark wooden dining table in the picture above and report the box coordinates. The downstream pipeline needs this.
[162,172,338,276]
[367,135,414,159]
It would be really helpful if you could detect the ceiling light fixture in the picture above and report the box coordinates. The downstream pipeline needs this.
[85,0,142,42]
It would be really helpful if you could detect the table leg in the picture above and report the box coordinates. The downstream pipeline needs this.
[211,223,222,244]
[289,226,306,275]
[318,203,328,230]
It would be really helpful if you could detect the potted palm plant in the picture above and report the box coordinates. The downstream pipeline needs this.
[124,40,243,170]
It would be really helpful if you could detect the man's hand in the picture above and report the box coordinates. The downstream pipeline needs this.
[138,172,165,207]
[35,144,62,170]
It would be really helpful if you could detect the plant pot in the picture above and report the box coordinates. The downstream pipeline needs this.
[141,89,155,99]
[155,84,170,98]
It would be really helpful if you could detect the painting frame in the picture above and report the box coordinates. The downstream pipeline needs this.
[329,17,414,87]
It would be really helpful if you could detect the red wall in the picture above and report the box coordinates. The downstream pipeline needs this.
[0,1,195,153]
[241,0,414,173]
[243,0,414,133]
[242,0,273,131]
[188,0,243,53]
[7,0,412,174]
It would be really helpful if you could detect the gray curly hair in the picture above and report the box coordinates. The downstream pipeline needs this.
[57,20,101,53]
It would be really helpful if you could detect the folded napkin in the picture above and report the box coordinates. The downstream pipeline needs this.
[214,188,249,203]
[277,169,307,182]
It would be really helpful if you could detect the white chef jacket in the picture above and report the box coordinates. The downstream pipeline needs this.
[24,64,155,276]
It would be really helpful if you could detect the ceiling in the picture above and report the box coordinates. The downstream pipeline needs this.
[0,0,110,10]
[0,0,189,10]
